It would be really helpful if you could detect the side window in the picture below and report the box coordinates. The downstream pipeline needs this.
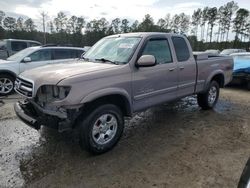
[69,50,80,58]
[172,37,190,62]
[142,39,172,64]
[76,50,84,58]
[30,42,40,47]
[28,50,52,62]
[11,41,28,52]
[53,49,72,60]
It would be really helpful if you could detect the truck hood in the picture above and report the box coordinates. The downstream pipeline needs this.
[20,61,118,85]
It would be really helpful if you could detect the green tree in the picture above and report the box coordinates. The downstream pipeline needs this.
[111,18,121,34]
[48,21,54,33]
[120,19,130,33]
[179,13,190,34]
[171,14,180,33]
[24,18,36,31]
[137,14,155,31]
[224,1,238,42]
[0,10,5,28]
[76,17,85,33]
[130,20,139,32]
[3,17,16,31]
[54,12,67,32]
[216,6,225,42]
[157,18,166,30]
[191,8,202,37]
[200,7,209,41]
[16,17,24,31]
[67,15,78,33]
[207,7,218,43]
[233,8,249,42]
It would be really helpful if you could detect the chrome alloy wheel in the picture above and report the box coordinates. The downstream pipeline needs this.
[0,78,13,94]
[208,86,217,106]
[92,114,118,145]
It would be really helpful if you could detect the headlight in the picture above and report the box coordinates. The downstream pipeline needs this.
[37,85,71,103]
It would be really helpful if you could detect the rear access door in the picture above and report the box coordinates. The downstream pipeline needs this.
[171,36,197,97]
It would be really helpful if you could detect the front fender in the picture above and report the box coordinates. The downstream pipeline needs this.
[80,87,131,105]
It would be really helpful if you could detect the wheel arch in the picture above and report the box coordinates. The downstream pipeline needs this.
[0,70,17,79]
[80,88,132,117]
[205,71,225,90]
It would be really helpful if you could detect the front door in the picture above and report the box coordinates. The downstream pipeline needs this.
[132,37,178,111]
[19,49,52,73]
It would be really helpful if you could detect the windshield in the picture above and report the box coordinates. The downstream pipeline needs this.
[83,37,141,64]
[7,47,37,61]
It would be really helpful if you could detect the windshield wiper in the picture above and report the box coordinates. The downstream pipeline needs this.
[95,58,119,65]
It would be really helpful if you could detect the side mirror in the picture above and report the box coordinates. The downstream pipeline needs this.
[81,53,86,59]
[23,57,31,63]
[136,55,156,67]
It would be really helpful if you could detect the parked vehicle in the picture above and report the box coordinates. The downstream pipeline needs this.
[238,158,250,188]
[230,52,250,90]
[0,39,41,59]
[0,46,85,95]
[14,32,233,154]
[221,49,246,56]
[205,49,220,55]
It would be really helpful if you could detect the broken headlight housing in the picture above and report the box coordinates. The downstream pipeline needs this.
[36,85,71,104]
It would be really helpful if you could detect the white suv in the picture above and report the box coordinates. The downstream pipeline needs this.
[0,46,85,95]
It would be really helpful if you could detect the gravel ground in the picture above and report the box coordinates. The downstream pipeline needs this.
[0,88,250,188]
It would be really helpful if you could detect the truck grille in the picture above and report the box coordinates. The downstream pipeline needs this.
[15,77,33,98]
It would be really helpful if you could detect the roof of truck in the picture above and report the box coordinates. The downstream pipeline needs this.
[106,32,184,38]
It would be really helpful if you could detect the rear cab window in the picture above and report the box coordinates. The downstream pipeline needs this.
[172,37,190,62]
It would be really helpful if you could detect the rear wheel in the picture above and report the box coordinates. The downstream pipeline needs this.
[238,158,250,188]
[79,104,124,154]
[247,81,250,91]
[0,74,15,96]
[197,81,220,110]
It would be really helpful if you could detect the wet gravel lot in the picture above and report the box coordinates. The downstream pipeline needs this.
[0,87,250,188]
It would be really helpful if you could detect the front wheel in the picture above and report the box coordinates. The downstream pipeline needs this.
[0,74,15,96]
[79,104,124,154]
[197,81,220,110]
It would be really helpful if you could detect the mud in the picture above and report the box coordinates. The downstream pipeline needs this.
[0,88,250,188]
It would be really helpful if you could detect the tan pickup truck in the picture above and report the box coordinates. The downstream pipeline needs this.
[14,32,234,154]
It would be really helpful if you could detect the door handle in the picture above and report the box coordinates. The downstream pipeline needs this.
[179,67,184,70]
[168,68,175,71]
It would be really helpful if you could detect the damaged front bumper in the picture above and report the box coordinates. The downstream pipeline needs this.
[14,100,82,132]
[14,101,40,130]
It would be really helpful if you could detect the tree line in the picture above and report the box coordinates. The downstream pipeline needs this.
[0,1,250,51]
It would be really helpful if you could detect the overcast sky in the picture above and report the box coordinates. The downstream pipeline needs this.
[1,0,250,22]
[0,0,250,40]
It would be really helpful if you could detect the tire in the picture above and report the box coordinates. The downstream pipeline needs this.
[0,74,15,96]
[247,82,250,91]
[197,81,220,110]
[79,104,124,154]
[238,158,250,188]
